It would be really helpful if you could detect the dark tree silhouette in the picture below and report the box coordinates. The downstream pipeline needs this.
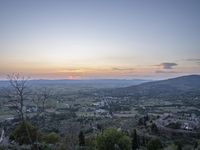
[131,129,139,150]
[79,131,85,147]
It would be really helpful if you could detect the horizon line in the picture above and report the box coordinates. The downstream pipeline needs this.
[0,74,199,81]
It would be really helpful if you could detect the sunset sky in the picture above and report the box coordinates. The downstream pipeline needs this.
[0,0,200,79]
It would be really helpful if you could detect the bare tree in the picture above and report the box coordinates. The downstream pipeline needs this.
[32,87,51,127]
[3,73,35,146]
[32,93,42,119]
[3,73,29,122]
[40,88,51,115]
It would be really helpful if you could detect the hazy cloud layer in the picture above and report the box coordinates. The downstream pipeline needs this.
[158,62,178,69]
[185,58,200,61]
[155,70,178,74]
[185,58,200,65]
[112,67,135,71]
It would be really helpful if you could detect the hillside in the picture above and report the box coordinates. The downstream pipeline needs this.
[109,75,200,99]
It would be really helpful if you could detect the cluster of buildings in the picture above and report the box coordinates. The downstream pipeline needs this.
[156,113,200,131]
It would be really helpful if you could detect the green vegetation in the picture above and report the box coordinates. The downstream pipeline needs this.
[147,139,162,150]
[9,121,39,145]
[96,128,131,150]
[43,132,60,144]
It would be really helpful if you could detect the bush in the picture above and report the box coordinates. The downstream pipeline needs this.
[43,132,60,144]
[147,139,162,150]
[96,128,131,150]
[9,121,39,145]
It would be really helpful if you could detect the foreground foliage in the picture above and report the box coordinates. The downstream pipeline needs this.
[96,128,131,150]
[10,121,39,145]
[43,132,60,144]
[147,139,162,150]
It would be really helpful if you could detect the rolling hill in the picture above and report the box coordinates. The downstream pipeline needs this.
[109,75,200,99]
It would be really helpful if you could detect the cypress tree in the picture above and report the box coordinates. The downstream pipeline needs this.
[79,131,85,147]
[131,129,139,150]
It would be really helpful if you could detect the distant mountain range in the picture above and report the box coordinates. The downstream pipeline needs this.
[0,79,149,89]
[1,75,200,96]
[109,75,200,98]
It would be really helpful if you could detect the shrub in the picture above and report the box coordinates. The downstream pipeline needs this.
[43,132,60,144]
[96,128,131,150]
[147,139,162,150]
[9,121,39,145]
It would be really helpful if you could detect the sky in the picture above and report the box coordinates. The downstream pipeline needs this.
[0,0,200,80]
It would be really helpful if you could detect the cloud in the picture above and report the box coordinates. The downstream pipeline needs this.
[157,62,178,69]
[185,58,200,65]
[185,58,200,61]
[112,67,135,71]
[155,70,178,74]
[60,67,88,73]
